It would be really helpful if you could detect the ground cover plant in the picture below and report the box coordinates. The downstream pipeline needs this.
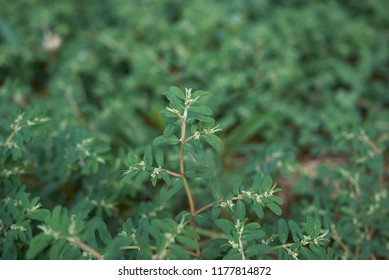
[0,0,388,260]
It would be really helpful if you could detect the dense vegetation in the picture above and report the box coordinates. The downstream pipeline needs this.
[1,0,388,260]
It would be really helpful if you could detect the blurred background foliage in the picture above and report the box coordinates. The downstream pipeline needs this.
[1,0,388,259]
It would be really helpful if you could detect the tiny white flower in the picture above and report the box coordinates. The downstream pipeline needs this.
[150,167,162,179]
[43,31,62,52]
[137,161,146,171]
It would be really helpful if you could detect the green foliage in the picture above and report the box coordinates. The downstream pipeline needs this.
[1,0,388,260]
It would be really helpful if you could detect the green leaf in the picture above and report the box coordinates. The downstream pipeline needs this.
[202,134,222,151]
[278,219,289,244]
[125,151,138,166]
[236,200,246,221]
[270,196,283,205]
[152,135,165,145]
[314,217,322,236]
[181,228,200,240]
[245,222,261,230]
[185,165,213,178]
[136,218,149,247]
[50,205,69,232]
[193,90,212,98]
[104,236,130,259]
[223,248,243,260]
[266,200,282,216]
[137,247,153,260]
[189,105,212,115]
[155,147,164,166]
[202,238,228,259]
[166,218,179,228]
[159,179,183,201]
[97,222,112,245]
[143,145,153,165]
[251,173,262,192]
[164,92,182,112]
[253,204,264,219]
[259,174,272,192]
[278,248,290,260]
[169,243,190,260]
[160,170,171,185]
[310,244,328,260]
[245,244,272,257]
[161,109,179,118]
[49,239,67,260]
[215,219,235,235]
[169,86,185,100]
[62,246,81,260]
[211,204,221,219]
[185,142,207,163]
[232,174,242,195]
[163,123,176,137]
[210,177,221,200]
[306,216,315,235]
[28,209,50,222]
[134,170,149,186]
[242,230,266,241]
[166,135,180,145]
[300,247,317,260]
[26,233,53,259]
[288,220,303,242]
[122,219,133,233]
[151,219,174,232]
[176,235,198,250]
[120,170,139,186]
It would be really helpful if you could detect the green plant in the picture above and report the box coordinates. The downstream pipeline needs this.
[116,87,334,260]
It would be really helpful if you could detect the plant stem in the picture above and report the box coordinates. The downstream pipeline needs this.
[183,177,196,216]
[164,169,183,178]
[195,200,219,216]
[184,134,195,143]
[73,237,105,260]
[180,117,186,175]
[179,109,200,257]
[195,195,242,216]
[179,114,195,216]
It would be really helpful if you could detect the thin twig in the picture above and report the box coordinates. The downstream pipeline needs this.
[178,107,200,256]
[195,200,220,216]
[179,112,196,216]
[183,177,196,216]
[164,169,183,178]
[73,237,105,260]
[184,135,195,143]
